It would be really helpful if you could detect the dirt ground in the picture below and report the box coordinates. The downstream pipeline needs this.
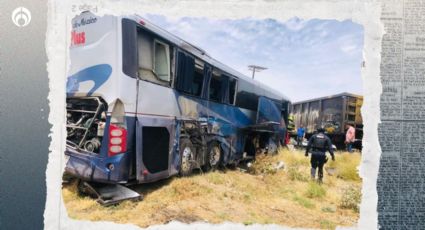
[62,148,362,229]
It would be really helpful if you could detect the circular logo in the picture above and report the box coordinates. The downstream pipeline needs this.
[11,7,31,27]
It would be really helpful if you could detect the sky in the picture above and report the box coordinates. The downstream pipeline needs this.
[143,14,364,102]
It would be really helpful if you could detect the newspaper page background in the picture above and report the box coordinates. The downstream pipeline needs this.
[44,0,388,229]
[378,0,425,228]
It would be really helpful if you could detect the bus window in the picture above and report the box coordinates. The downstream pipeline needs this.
[229,78,237,105]
[153,40,171,82]
[122,19,138,78]
[192,62,204,96]
[209,73,223,103]
[175,51,204,97]
[235,80,258,111]
[137,29,171,86]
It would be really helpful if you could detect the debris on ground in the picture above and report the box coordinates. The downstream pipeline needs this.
[326,167,337,176]
[275,161,285,170]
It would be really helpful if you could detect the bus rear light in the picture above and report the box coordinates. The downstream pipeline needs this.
[108,123,127,157]
[109,145,122,153]
[108,99,127,157]
[110,137,122,145]
[110,129,123,137]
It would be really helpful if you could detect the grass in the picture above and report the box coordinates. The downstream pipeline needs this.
[321,206,336,213]
[327,152,362,181]
[340,185,362,213]
[305,181,326,199]
[287,166,309,182]
[62,147,362,229]
[293,195,315,209]
[320,220,336,229]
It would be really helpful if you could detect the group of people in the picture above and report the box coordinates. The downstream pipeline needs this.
[296,124,356,183]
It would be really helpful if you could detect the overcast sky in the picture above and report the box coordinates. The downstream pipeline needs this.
[143,14,364,102]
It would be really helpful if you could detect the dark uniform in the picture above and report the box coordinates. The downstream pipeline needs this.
[305,129,335,182]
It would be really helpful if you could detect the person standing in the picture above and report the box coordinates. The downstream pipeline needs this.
[345,124,356,153]
[305,127,335,183]
[296,125,305,147]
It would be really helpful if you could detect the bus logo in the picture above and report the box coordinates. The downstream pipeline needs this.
[12,7,31,27]
[71,30,86,45]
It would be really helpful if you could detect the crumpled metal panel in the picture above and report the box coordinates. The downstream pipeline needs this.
[81,181,142,206]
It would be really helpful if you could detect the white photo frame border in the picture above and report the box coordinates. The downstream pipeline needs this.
[44,1,383,229]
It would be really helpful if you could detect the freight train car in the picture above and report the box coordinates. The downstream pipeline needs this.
[291,92,363,149]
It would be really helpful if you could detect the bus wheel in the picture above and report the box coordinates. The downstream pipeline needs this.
[204,142,222,172]
[179,138,194,176]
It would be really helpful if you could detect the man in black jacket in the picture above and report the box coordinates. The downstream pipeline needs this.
[305,127,335,183]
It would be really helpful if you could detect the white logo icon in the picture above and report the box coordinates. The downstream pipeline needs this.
[12,7,31,27]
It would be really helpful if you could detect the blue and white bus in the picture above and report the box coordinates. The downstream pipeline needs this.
[65,12,291,190]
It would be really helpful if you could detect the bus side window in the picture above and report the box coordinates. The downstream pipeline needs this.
[192,61,204,96]
[153,40,171,82]
[209,73,224,103]
[137,29,171,86]
[175,51,204,97]
[229,78,237,105]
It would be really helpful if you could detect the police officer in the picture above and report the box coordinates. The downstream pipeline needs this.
[305,127,335,183]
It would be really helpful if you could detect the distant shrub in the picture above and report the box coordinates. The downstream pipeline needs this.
[340,185,361,212]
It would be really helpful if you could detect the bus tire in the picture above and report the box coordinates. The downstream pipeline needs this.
[204,141,222,172]
[179,138,194,177]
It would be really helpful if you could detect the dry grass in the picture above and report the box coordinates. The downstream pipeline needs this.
[62,148,362,229]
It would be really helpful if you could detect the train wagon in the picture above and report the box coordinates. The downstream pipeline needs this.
[291,92,363,149]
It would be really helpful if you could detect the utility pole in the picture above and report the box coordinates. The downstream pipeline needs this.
[248,65,267,79]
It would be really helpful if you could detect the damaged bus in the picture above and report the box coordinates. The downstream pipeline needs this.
[65,12,290,204]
